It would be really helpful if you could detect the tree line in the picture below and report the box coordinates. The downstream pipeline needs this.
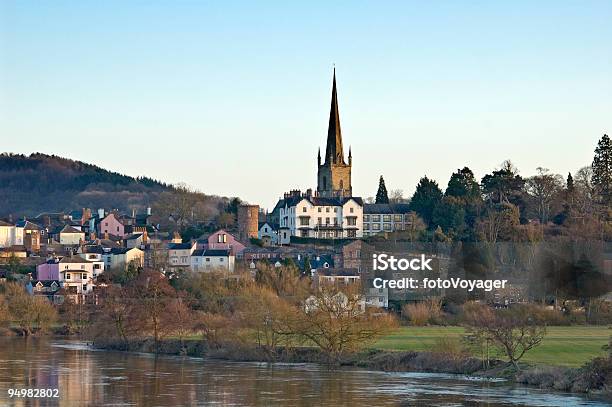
[371,134,611,242]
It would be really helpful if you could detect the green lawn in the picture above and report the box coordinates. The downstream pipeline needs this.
[375,326,611,367]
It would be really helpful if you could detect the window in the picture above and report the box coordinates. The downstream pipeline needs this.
[333,218,338,226]
[66,273,71,280]
[383,223,392,231]
[105,222,108,226]
[347,230,357,238]
[326,217,330,225]
[300,217,309,226]
[220,258,224,262]
[347,218,357,226]
[326,207,330,213]
[364,215,370,222]
[82,273,87,279]
[117,226,120,232]
[206,258,210,262]
[318,207,322,212]
[383,215,391,222]
[372,224,380,231]
[218,234,227,243]
[334,208,338,213]
[317,217,322,225]
[302,207,307,213]
[394,214,403,222]
[83,284,87,291]
[372,215,381,222]
[364,223,370,230]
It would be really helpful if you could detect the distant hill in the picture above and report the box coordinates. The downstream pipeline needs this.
[0,153,197,217]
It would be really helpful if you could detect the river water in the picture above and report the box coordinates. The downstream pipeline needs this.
[0,338,609,406]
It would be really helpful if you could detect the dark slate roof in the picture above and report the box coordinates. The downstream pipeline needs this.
[364,203,411,214]
[15,220,41,230]
[82,245,105,254]
[168,242,193,250]
[192,249,206,256]
[32,280,61,288]
[108,247,134,255]
[296,254,334,270]
[204,249,231,257]
[124,233,143,240]
[279,196,363,208]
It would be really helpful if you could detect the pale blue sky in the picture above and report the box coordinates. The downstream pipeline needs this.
[1,1,611,209]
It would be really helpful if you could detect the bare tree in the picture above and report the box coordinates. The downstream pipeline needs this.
[292,284,398,364]
[464,303,546,372]
[525,167,564,223]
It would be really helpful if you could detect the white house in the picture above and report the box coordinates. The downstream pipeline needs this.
[168,241,196,270]
[0,220,22,248]
[102,247,144,271]
[277,193,363,240]
[59,225,85,245]
[191,249,234,272]
[258,222,278,245]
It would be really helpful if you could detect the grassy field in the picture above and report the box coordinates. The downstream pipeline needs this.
[375,325,611,367]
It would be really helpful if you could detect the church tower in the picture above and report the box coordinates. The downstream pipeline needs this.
[317,69,352,198]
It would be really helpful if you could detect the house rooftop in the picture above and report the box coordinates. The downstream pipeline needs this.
[168,242,194,250]
[60,225,83,234]
[204,249,231,257]
[363,203,411,214]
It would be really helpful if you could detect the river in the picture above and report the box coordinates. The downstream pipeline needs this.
[0,337,609,406]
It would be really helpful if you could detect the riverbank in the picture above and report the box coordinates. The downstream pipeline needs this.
[92,338,611,398]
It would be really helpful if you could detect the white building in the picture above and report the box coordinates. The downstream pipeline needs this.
[0,220,22,248]
[59,225,85,245]
[363,203,412,236]
[190,249,235,272]
[258,222,278,245]
[168,241,196,270]
[102,247,144,271]
[277,192,363,240]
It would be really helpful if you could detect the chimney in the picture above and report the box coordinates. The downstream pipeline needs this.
[147,207,151,216]
[98,208,105,219]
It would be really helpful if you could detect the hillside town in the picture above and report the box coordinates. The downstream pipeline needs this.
[1,71,610,319]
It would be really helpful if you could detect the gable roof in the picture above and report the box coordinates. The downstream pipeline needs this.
[60,225,83,234]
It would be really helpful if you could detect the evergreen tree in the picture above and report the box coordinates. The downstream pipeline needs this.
[375,175,390,204]
[592,134,612,204]
[566,172,574,193]
[408,176,443,227]
[446,167,481,202]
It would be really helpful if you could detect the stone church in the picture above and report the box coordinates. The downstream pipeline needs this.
[272,71,364,243]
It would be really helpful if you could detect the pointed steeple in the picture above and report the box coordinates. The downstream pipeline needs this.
[324,68,345,165]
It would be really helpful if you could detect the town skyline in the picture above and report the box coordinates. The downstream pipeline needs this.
[2,2,611,209]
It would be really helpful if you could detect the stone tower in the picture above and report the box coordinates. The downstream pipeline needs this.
[237,204,259,242]
[317,69,352,198]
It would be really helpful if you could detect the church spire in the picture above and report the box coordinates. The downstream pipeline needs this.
[324,68,345,165]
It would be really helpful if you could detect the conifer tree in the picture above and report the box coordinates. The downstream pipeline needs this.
[375,176,390,204]
[409,176,443,227]
[592,134,612,204]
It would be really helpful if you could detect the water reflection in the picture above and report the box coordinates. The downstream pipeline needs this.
[0,338,608,406]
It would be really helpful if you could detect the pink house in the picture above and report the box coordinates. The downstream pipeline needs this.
[201,230,246,257]
[99,213,125,238]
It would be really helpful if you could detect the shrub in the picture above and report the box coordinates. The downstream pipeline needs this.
[402,298,443,326]
[431,337,468,360]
